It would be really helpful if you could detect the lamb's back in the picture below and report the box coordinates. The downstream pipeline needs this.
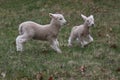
[20,21,50,40]
[71,25,84,35]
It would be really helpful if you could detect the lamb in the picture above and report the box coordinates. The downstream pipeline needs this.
[16,13,67,53]
[68,14,95,48]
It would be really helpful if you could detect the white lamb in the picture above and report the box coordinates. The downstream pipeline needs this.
[68,14,95,48]
[16,13,67,53]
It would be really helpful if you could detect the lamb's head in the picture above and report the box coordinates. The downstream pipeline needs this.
[49,13,67,26]
[81,14,94,27]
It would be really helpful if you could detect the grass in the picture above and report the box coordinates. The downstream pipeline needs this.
[0,0,120,80]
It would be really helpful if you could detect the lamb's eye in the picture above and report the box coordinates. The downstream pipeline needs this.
[59,18,62,20]
[87,20,89,23]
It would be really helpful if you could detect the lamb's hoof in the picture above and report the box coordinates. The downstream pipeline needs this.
[81,44,89,48]
[16,48,24,52]
[81,44,87,48]
[68,44,72,48]
[81,46,85,48]
[89,41,93,44]
[57,50,62,54]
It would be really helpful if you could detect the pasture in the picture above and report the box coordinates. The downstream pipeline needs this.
[0,0,120,80]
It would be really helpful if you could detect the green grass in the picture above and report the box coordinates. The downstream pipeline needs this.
[0,0,120,80]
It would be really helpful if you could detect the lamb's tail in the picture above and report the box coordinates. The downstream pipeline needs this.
[18,24,23,35]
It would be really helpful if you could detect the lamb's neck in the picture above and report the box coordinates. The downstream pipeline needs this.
[50,19,61,32]
[83,22,90,35]
[83,22,89,30]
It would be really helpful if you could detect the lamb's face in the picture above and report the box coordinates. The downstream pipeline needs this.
[49,13,67,26]
[56,14,67,26]
[87,15,94,27]
[81,14,94,27]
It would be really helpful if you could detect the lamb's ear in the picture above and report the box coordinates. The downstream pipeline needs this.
[81,14,87,20]
[49,13,56,19]
[89,15,94,19]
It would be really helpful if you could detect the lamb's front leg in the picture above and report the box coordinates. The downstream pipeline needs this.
[81,40,88,48]
[79,35,93,48]
[78,36,88,48]
[88,34,93,43]
[50,39,62,53]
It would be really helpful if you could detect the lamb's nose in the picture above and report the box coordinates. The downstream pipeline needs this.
[92,24,95,26]
[64,20,67,24]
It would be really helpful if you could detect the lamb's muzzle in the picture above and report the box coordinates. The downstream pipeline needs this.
[16,13,66,53]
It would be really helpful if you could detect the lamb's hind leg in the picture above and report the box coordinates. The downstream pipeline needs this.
[50,39,62,53]
[68,35,76,47]
[68,37,72,47]
[16,34,29,51]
